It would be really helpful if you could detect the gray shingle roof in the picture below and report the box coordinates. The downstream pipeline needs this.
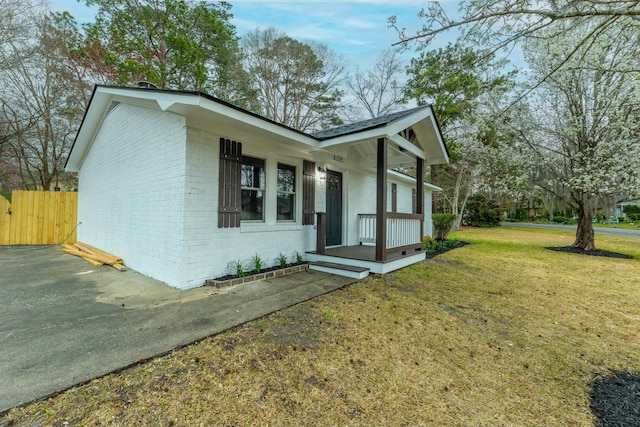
[311,106,428,141]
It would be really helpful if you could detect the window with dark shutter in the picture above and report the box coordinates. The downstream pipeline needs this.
[302,160,315,225]
[218,138,242,228]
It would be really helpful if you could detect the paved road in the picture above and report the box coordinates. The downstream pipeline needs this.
[500,222,640,238]
[0,246,355,413]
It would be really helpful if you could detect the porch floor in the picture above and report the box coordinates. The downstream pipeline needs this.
[306,245,425,276]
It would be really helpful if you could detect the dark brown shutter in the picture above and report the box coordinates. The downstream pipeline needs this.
[391,183,397,213]
[218,138,242,228]
[302,160,315,225]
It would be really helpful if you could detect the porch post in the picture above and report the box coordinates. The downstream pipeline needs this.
[416,156,425,240]
[316,212,326,254]
[376,137,388,261]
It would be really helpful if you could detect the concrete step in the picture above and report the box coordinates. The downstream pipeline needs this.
[308,261,370,279]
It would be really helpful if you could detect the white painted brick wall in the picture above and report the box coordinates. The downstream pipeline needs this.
[77,103,187,288]
[78,105,437,289]
[345,171,433,244]
[179,128,316,287]
[424,190,434,237]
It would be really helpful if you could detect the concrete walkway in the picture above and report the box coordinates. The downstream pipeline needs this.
[0,246,355,413]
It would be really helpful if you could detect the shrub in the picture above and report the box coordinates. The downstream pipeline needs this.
[512,207,528,221]
[627,213,640,222]
[432,213,456,240]
[294,251,305,264]
[464,195,500,228]
[553,216,568,224]
[423,235,436,249]
[424,238,460,254]
[623,205,640,215]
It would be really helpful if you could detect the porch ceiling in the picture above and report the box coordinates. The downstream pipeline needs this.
[350,139,416,170]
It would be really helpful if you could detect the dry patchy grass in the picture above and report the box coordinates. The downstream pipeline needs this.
[4,227,640,426]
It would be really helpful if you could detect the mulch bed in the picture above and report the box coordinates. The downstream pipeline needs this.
[212,263,307,282]
[590,371,640,426]
[546,246,633,259]
[425,241,470,259]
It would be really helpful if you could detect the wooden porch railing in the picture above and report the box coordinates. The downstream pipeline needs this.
[357,214,376,245]
[357,213,423,254]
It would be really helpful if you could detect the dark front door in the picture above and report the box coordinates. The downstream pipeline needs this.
[325,169,342,246]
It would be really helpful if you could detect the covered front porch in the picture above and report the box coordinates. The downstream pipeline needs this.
[308,137,428,279]
[305,107,448,279]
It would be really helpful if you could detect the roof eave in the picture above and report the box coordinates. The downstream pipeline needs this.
[66,86,321,172]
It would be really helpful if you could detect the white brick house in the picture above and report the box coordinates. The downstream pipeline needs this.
[66,85,448,289]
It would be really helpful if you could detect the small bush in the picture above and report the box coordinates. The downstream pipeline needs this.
[512,207,528,221]
[627,213,640,222]
[432,214,456,241]
[464,195,500,228]
[553,216,568,224]
[276,253,288,268]
[229,260,246,278]
[424,238,460,254]
[250,254,264,273]
[294,251,305,264]
[623,205,640,215]
[423,235,436,249]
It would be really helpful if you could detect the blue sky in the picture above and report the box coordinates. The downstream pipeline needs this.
[50,1,462,72]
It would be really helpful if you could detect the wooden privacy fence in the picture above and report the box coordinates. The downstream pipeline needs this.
[0,190,78,245]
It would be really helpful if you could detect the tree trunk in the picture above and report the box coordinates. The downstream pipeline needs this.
[572,202,596,251]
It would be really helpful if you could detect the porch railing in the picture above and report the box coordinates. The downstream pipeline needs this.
[357,213,423,250]
[357,214,377,245]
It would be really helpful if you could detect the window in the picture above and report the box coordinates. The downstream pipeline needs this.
[277,163,296,221]
[241,156,265,221]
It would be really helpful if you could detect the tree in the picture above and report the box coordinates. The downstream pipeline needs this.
[519,22,640,250]
[441,110,528,228]
[241,27,346,132]
[405,42,514,129]
[391,1,640,105]
[0,0,42,153]
[347,48,405,119]
[1,11,87,190]
[404,42,517,220]
[81,0,251,104]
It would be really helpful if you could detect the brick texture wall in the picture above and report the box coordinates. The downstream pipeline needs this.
[77,103,435,289]
[77,103,187,288]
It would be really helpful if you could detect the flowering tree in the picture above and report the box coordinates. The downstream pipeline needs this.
[520,22,640,250]
[391,0,640,88]
[404,42,523,224]
[443,109,529,228]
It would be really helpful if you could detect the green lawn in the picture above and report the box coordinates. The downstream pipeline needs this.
[4,227,640,426]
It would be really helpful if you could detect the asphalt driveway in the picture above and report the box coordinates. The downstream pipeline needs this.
[0,246,354,413]
[501,221,640,238]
